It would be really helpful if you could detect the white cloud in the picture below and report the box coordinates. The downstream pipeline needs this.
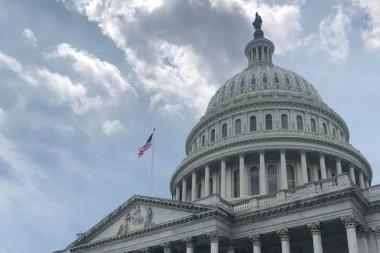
[22,28,38,47]
[206,0,305,54]
[51,43,134,102]
[0,50,102,114]
[319,5,351,61]
[353,0,380,50]
[101,119,125,136]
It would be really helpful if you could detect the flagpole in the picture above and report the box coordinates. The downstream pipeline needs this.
[150,128,155,196]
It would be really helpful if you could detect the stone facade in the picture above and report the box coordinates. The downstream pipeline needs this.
[53,15,380,253]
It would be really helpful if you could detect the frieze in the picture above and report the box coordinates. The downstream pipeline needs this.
[117,205,154,235]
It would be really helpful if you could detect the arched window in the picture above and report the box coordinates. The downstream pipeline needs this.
[263,73,268,85]
[230,82,235,93]
[235,119,241,135]
[281,114,288,129]
[311,119,316,132]
[287,165,296,189]
[268,165,278,193]
[222,123,228,138]
[250,167,260,195]
[233,170,240,197]
[274,73,280,84]
[285,75,291,86]
[250,116,257,132]
[266,114,273,130]
[210,129,215,142]
[251,74,256,87]
[297,115,304,130]
[202,135,205,146]
[240,78,245,89]
[323,123,327,135]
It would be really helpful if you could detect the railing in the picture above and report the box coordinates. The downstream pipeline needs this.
[232,174,352,213]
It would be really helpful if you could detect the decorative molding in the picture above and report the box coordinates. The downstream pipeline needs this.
[277,228,289,241]
[249,234,261,246]
[307,222,321,235]
[207,231,220,243]
[117,205,154,235]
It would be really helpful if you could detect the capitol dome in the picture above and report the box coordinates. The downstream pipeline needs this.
[170,14,372,201]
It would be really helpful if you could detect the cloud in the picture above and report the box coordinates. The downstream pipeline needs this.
[0,50,102,114]
[22,28,38,47]
[319,5,351,60]
[51,43,134,102]
[353,0,380,50]
[101,119,125,136]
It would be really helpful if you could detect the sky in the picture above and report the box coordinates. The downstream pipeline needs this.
[0,0,380,252]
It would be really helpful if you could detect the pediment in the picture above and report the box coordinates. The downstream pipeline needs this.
[71,196,213,247]
[90,203,195,242]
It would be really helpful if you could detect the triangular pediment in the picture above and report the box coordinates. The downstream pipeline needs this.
[70,195,214,247]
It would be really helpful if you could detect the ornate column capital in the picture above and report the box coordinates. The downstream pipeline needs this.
[249,234,261,246]
[140,247,150,253]
[341,215,358,229]
[277,228,289,241]
[373,227,380,238]
[308,222,321,235]
[356,225,369,238]
[161,241,172,250]
[183,236,194,248]
[207,231,220,243]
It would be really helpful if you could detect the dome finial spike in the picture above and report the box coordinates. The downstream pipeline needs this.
[252,12,264,38]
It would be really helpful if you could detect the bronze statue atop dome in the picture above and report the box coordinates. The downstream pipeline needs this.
[252,12,264,38]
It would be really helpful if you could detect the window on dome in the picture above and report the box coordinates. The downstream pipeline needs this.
[311,119,316,132]
[193,140,197,150]
[251,75,256,86]
[266,114,273,130]
[250,116,257,132]
[202,135,205,146]
[240,79,245,89]
[281,114,288,129]
[197,183,202,199]
[258,46,262,61]
[285,75,291,85]
[233,170,240,197]
[209,178,213,194]
[230,82,235,93]
[318,169,322,181]
[268,165,278,193]
[274,73,280,84]
[287,165,296,189]
[222,123,228,138]
[263,73,268,84]
[297,116,304,130]
[323,123,328,135]
[307,167,312,182]
[250,167,259,195]
[210,129,215,142]
[340,130,344,140]
[235,119,241,135]
[333,128,336,138]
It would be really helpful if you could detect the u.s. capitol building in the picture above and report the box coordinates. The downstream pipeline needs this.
[54,14,380,253]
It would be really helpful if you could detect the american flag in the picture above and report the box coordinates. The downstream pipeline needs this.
[138,133,153,158]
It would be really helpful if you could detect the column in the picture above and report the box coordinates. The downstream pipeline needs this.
[336,158,343,175]
[207,232,219,253]
[349,165,356,184]
[308,222,323,253]
[278,229,290,253]
[280,150,288,190]
[249,235,261,253]
[175,185,180,201]
[374,229,380,253]
[319,154,327,180]
[239,154,247,197]
[342,216,359,253]
[191,171,197,201]
[205,164,210,197]
[183,237,194,253]
[359,172,366,190]
[221,159,226,198]
[182,178,187,201]
[301,151,308,184]
[357,226,369,253]
[259,151,267,195]
[161,242,172,253]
